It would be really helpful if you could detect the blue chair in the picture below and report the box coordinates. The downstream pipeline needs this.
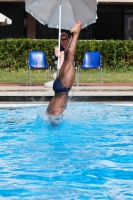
[27,51,51,86]
[79,51,102,86]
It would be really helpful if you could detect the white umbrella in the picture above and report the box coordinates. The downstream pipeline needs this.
[25,0,98,69]
[0,13,12,26]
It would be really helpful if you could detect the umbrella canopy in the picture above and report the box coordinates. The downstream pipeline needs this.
[25,0,98,69]
[25,0,97,30]
[0,13,12,26]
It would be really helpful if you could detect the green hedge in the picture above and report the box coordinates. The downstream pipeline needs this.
[0,38,133,71]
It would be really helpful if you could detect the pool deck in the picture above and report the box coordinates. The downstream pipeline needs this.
[0,82,133,102]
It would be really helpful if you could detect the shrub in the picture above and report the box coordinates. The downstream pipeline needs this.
[0,38,133,71]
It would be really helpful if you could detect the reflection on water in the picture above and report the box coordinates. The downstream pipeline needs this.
[0,102,133,199]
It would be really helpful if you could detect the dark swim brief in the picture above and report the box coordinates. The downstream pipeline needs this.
[53,78,71,93]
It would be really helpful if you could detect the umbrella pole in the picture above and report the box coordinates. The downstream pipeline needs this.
[57,0,61,76]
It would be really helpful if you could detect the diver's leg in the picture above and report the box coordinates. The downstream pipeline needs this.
[59,22,82,88]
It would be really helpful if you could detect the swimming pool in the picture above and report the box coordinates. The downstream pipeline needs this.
[0,102,133,199]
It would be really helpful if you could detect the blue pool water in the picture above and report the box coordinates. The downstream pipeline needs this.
[0,102,133,199]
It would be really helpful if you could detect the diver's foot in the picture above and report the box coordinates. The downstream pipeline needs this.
[70,21,82,33]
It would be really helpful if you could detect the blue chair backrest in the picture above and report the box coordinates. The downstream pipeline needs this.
[80,52,101,69]
[28,51,49,69]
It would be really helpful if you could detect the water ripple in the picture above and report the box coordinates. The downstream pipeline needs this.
[0,102,133,199]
